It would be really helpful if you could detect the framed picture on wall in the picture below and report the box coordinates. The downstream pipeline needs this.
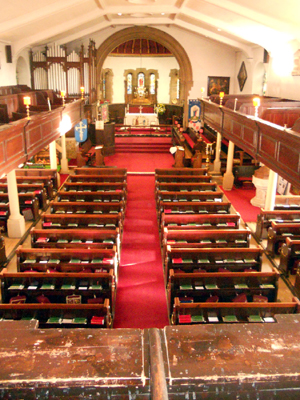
[207,76,230,96]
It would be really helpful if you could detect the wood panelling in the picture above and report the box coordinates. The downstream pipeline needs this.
[202,99,300,189]
[0,100,82,176]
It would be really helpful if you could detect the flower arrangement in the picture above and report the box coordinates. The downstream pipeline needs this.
[156,103,166,115]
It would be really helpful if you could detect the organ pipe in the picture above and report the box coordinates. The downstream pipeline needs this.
[31,40,96,100]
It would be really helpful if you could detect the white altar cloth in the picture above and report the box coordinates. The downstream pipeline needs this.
[124,113,159,126]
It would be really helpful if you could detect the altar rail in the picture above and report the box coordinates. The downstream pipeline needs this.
[201,99,300,189]
[0,100,83,176]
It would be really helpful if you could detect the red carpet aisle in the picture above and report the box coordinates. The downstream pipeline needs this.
[220,186,260,222]
[113,175,170,328]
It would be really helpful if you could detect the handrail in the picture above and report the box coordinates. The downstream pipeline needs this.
[201,99,300,189]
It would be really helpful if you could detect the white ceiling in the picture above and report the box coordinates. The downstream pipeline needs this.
[1,0,300,56]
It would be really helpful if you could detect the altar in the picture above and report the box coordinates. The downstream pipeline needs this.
[124,113,159,126]
[124,105,159,126]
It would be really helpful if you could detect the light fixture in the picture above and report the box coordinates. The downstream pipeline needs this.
[118,12,122,16]
[80,86,85,100]
[61,90,66,106]
[217,28,222,32]
[161,12,165,15]
[23,97,31,119]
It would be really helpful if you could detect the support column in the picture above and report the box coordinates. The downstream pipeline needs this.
[49,140,61,187]
[7,170,25,238]
[265,169,278,210]
[222,140,235,190]
[60,134,69,174]
[213,131,222,175]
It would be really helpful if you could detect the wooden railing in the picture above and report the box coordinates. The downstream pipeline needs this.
[0,100,83,176]
[201,99,300,189]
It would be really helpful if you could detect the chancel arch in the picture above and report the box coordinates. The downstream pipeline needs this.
[96,26,193,126]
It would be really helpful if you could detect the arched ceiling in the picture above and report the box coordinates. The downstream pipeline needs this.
[1,0,300,56]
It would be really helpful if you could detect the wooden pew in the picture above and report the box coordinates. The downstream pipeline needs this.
[167,268,280,317]
[161,213,241,233]
[155,182,218,192]
[0,301,112,328]
[0,205,9,231]
[0,193,39,220]
[69,174,127,183]
[16,168,59,191]
[155,168,208,176]
[279,238,300,276]
[0,183,47,210]
[42,213,123,235]
[74,167,127,177]
[49,201,125,218]
[156,190,224,207]
[164,247,263,283]
[155,174,212,183]
[1,270,116,316]
[0,176,54,198]
[275,195,300,210]
[31,228,121,261]
[62,182,127,199]
[16,247,118,280]
[158,201,232,224]
[255,209,300,241]
[266,222,300,256]
[171,296,300,325]
[57,190,126,204]
[162,227,251,253]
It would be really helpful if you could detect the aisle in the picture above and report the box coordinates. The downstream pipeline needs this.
[113,174,170,328]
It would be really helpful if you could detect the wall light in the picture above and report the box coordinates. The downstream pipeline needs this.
[59,114,72,136]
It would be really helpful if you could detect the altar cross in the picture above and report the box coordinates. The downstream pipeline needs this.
[139,105,143,114]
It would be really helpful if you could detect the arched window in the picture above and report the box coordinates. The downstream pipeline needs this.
[150,73,155,94]
[177,78,180,100]
[127,73,132,94]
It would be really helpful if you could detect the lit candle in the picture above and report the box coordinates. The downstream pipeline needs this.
[80,87,85,100]
[23,97,31,106]
[61,90,66,106]
[253,97,260,118]
[219,92,224,106]
[253,97,260,107]
[23,97,31,119]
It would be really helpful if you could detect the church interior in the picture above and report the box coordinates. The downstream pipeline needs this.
[1,0,300,398]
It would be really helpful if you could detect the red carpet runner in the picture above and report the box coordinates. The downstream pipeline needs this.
[113,175,170,328]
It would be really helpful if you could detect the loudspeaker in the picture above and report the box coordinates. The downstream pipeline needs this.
[5,45,12,63]
[263,49,269,64]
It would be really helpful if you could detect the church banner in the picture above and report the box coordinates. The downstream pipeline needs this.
[188,99,201,131]
[74,119,88,142]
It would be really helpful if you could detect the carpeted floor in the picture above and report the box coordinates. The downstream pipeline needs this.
[113,175,170,328]
[220,185,260,222]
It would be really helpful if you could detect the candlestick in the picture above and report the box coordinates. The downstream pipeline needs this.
[219,92,224,106]
[23,97,31,119]
[253,97,260,118]
[61,90,66,106]
[80,87,85,100]
[234,98,237,112]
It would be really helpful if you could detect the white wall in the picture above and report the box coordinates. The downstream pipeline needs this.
[103,56,179,104]
[0,44,17,86]
[96,26,238,102]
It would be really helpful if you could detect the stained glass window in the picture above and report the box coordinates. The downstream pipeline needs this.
[176,78,180,99]
[127,73,132,94]
[150,73,155,94]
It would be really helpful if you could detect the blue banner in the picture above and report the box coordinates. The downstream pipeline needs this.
[74,119,88,142]
[188,99,201,122]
